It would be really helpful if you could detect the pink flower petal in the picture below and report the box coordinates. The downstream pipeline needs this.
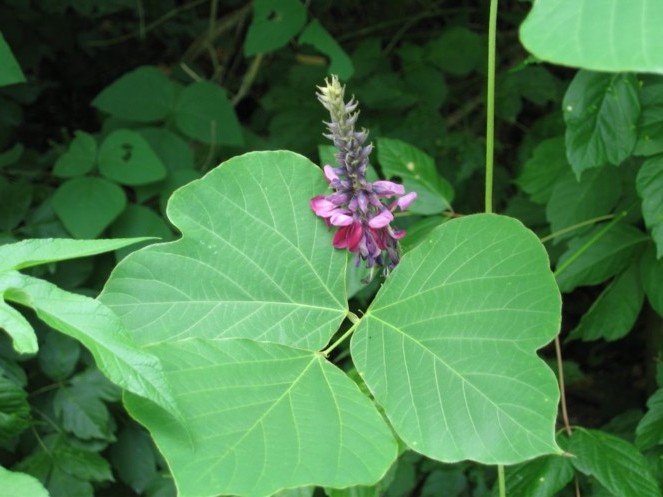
[396,192,417,211]
[368,209,393,228]
[323,165,339,183]
[310,196,335,217]
[372,180,405,196]
[329,211,354,226]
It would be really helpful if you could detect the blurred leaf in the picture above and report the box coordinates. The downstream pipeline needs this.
[546,168,622,243]
[636,388,663,450]
[110,204,173,259]
[425,26,484,76]
[636,156,663,258]
[0,372,30,441]
[398,216,448,253]
[0,32,26,86]
[634,80,663,157]
[0,466,48,497]
[110,423,157,493]
[569,428,662,497]
[563,71,640,177]
[641,245,663,316]
[52,177,126,238]
[504,453,574,497]
[244,0,306,56]
[38,330,80,381]
[92,66,177,122]
[0,143,23,170]
[567,263,644,342]
[0,178,32,231]
[420,468,466,497]
[496,66,559,121]
[53,383,113,440]
[98,129,167,186]
[299,19,354,80]
[53,131,97,178]
[377,137,453,214]
[352,214,562,464]
[137,127,194,171]
[516,136,569,204]
[173,81,243,146]
[520,0,663,74]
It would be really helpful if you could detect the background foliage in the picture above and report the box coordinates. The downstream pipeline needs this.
[1,0,663,496]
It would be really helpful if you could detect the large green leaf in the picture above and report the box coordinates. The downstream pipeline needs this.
[351,214,562,464]
[562,71,640,176]
[636,388,663,450]
[636,156,663,258]
[0,271,179,418]
[101,151,348,350]
[520,0,663,74]
[504,452,574,497]
[124,338,397,497]
[244,0,307,56]
[569,428,662,497]
[0,466,48,497]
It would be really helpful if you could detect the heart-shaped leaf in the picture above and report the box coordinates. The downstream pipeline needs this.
[99,129,167,186]
[351,214,562,464]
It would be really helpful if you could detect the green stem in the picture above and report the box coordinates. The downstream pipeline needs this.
[321,311,360,357]
[540,214,616,243]
[484,0,498,214]
[498,464,506,497]
[554,211,628,277]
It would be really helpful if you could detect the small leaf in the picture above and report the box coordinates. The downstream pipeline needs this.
[520,0,663,74]
[137,127,194,171]
[563,71,640,176]
[546,168,622,244]
[110,204,173,260]
[425,26,484,76]
[244,0,307,56]
[99,129,167,185]
[53,384,113,440]
[92,66,177,122]
[516,137,569,204]
[569,427,662,497]
[52,177,127,238]
[634,80,663,157]
[556,223,647,293]
[110,424,158,493]
[0,372,31,440]
[568,263,644,342]
[0,467,48,497]
[636,388,663,450]
[124,338,397,497]
[53,131,97,178]
[0,271,180,418]
[376,137,453,214]
[505,453,574,497]
[0,143,24,170]
[0,32,26,86]
[0,178,32,231]
[640,245,663,316]
[636,156,663,258]
[299,19,354,80]
[0,237,152,273]
[352,214,562,464]
[38,331,80,381]
[174,81,243,146]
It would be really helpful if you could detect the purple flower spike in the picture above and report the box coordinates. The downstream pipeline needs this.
[310,75,417,274]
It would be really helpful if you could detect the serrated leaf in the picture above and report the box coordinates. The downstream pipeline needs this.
[636,388,663,450]
[641,245,663,316]
[54,384,112,440]
[244,0,306,56]
[504,453,574,497]
[568,263,644,342]
[174,81,243,146]
[569,427,662,497]
[376,137,453,215]
[92,66,177,122]
[563,71,640,176]
[634,81,663,157]
[0,236,151,273]
[0,372,30,440]
[351,214,562,464]
[52,177,127,238]
[0,466,48,497]
[0,33,26,86]
[53,131,97,178]
[124,338,397,497]
[520,0,663,74]
[100,151,348,350]
[99,129,167,185]
[0,271,179,418]
[556,223,647,292]
[637,156,663,258]
[299,20,354,80]
[546,168,622,243]
[516,137,569,204]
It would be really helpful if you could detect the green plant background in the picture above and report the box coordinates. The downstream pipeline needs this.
[1,1,663,496]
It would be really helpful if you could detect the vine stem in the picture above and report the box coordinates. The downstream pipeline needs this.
[497,465,506,497]
[484,0,498,215]
[539,214,616,243]
[321,311,360,357]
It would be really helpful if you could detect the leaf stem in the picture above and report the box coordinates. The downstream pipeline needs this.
[321,311,361,357]
[555,335,573,435]
[553,210,628,277]
[539,214,616,243]
[484,0,498,214]
[497,464,506,497]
